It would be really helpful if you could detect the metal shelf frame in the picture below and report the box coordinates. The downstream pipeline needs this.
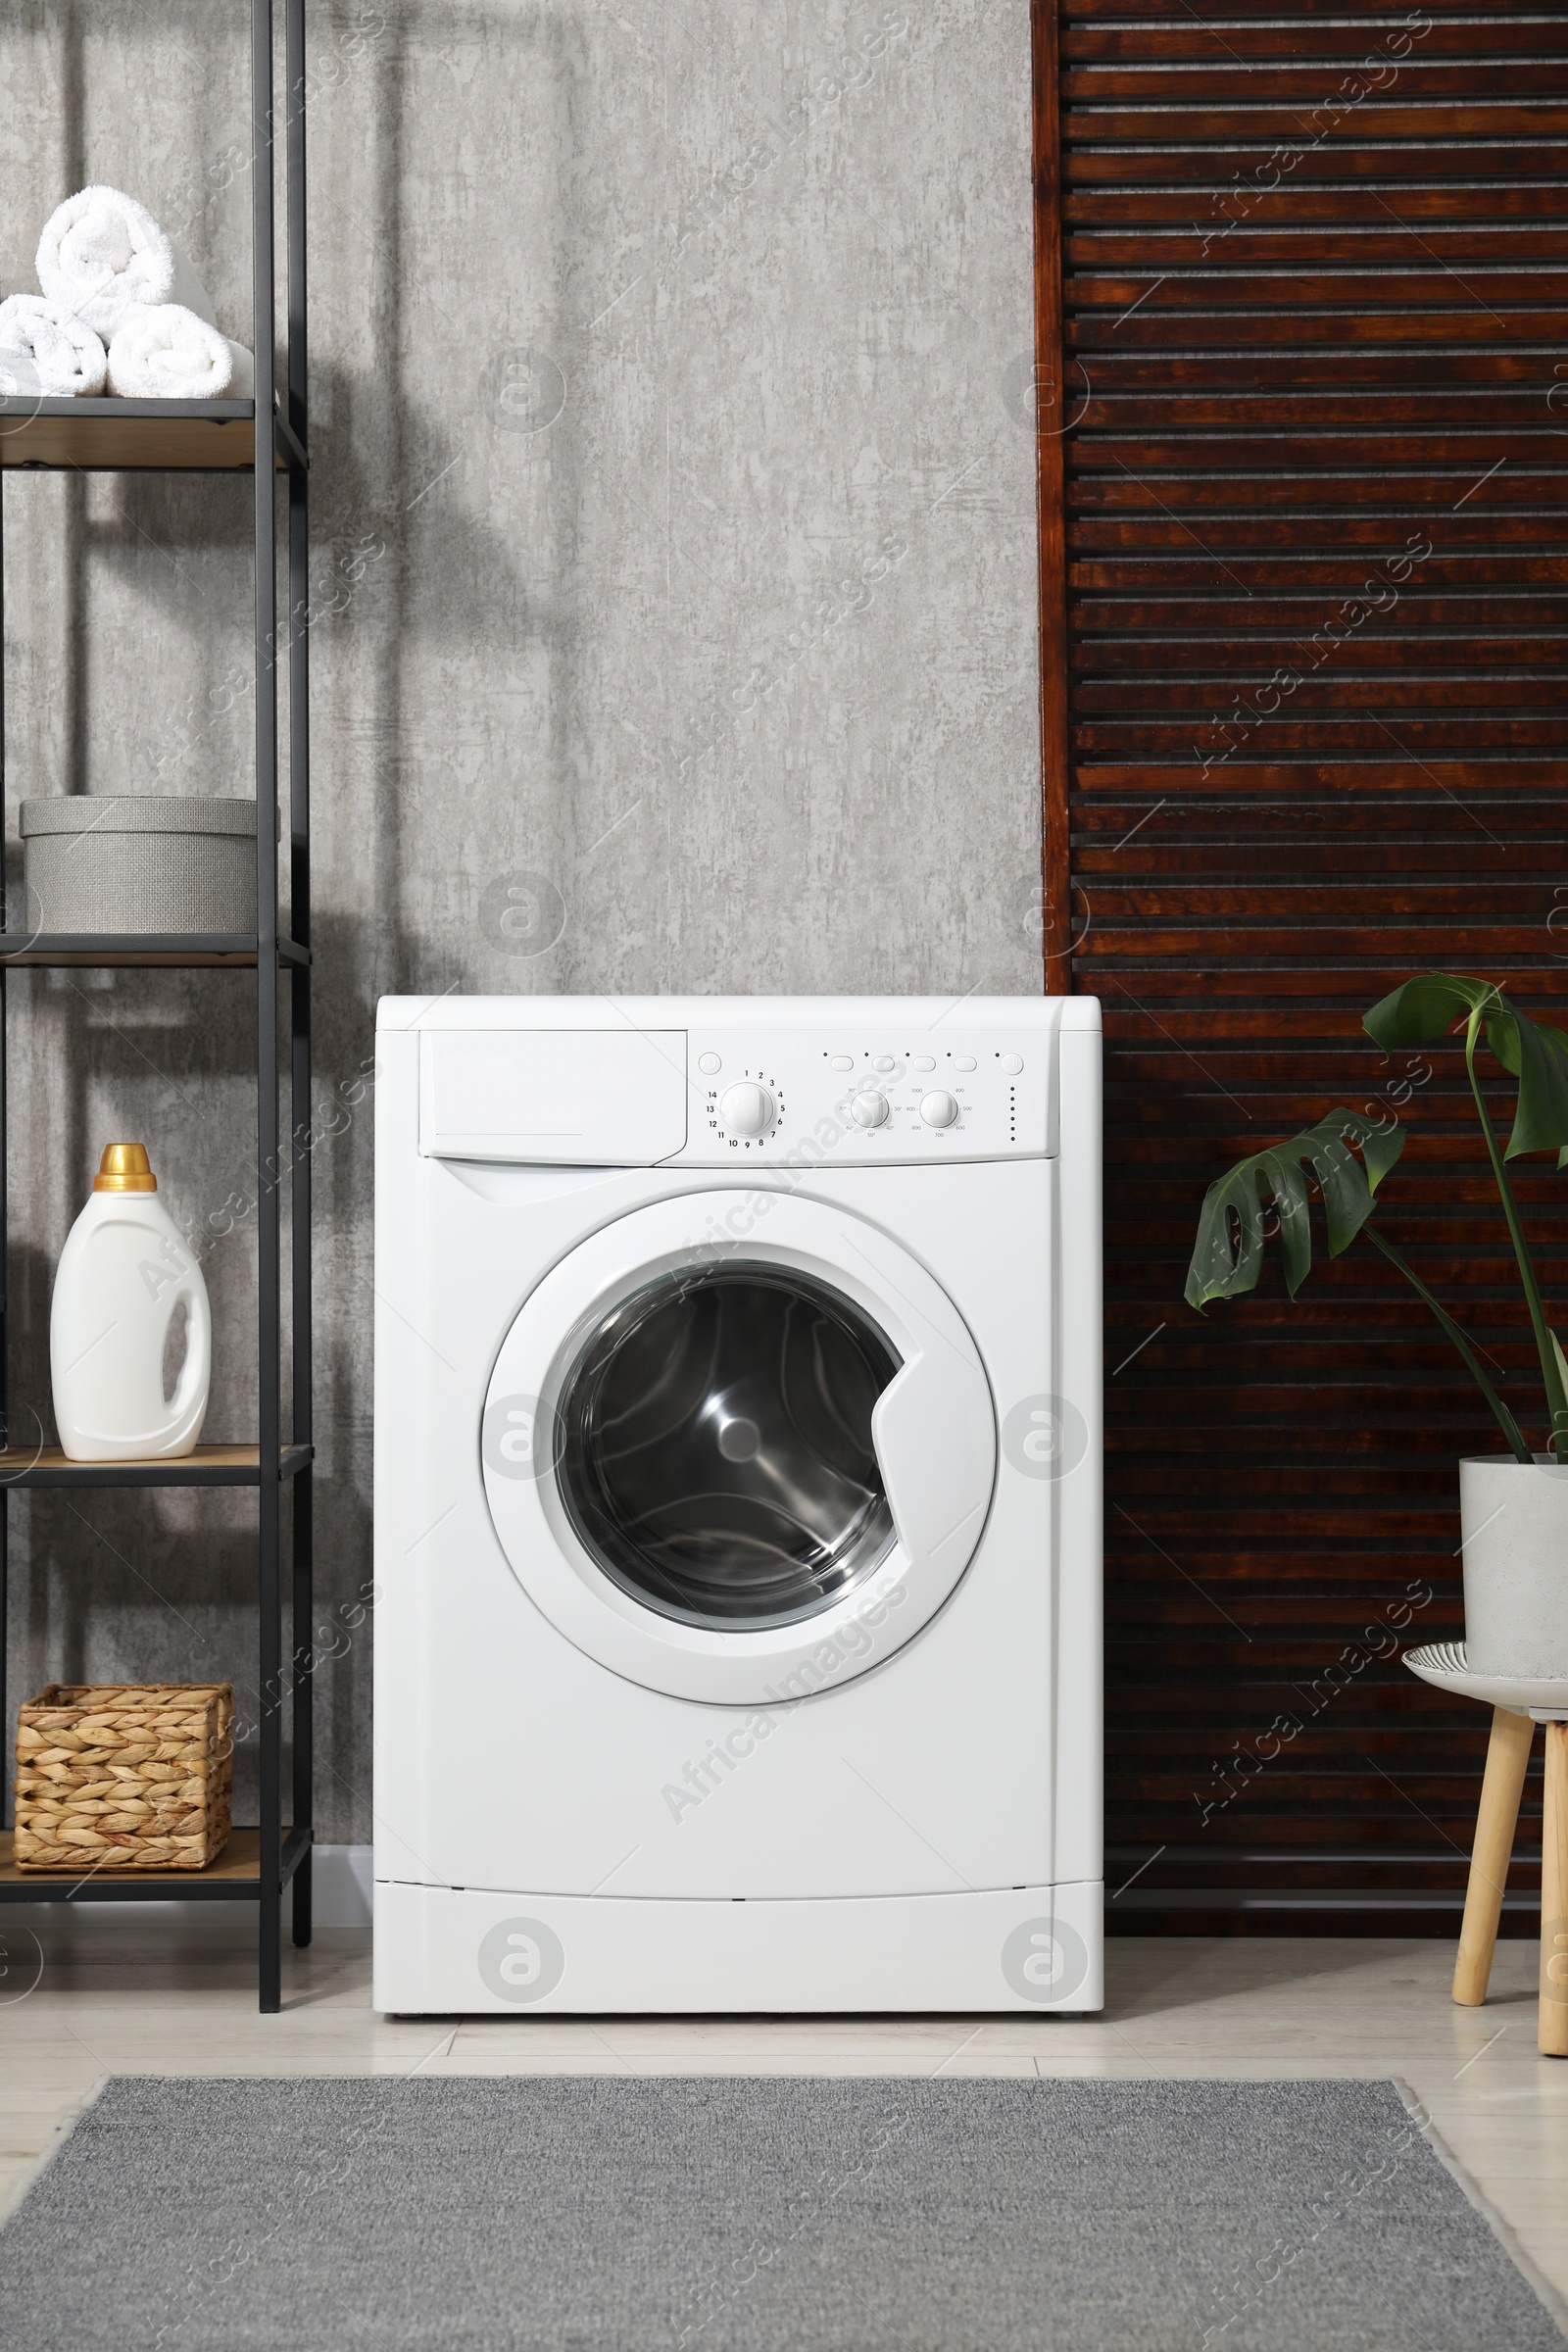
[0,0,314,2013]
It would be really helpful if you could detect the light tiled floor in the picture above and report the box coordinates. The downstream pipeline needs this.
[2,1915,1564,2305]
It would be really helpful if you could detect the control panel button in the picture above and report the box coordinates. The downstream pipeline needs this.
[872,1055,896,1074]
[1001,1054,1023,1075]
[830,1054,855,1072]
[719,1081,775,1136]
[850,1090,890,1129]
[698,1052,721,1075]
[911,1054,935,1072]
[920,1091,960,1129]
[954,1054,977,1073]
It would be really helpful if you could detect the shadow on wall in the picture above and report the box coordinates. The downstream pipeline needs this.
[320,3,583,1008]
[15,0,568,954]
[2,0,1042,1844]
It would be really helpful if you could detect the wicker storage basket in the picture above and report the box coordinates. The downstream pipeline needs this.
[14,1683,233,1871]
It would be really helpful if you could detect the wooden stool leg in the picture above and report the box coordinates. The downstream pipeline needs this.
[1453,1706,1534,2007]
[1541,1721,1568,2059]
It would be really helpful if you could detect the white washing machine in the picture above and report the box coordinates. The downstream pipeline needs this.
[372,996,1102,2014]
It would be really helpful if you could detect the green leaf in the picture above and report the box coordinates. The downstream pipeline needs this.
[1363,972,1568,1159]
[1497,1012,1568,1159]
[1363,972,1496,1050]
[1185,1110,1404,1311]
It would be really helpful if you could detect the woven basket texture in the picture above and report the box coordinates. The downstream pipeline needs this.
[23,830,255,932]
[15,1682,233,1871]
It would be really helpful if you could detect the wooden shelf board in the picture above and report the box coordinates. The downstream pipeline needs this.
[0,398,283,472]
[0,1829,313,1902]
[0,1827,264,1886]
[0,935,310,968]
[0,1444,312,1488]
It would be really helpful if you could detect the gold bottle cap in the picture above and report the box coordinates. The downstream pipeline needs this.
[93,1143,157,1194]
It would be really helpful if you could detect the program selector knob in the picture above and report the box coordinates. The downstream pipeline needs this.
[719,1081,775,1136]
[850,1090,890,1129]
[920,1090,960,1129]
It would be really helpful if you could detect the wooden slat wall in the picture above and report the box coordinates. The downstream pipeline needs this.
[1038,0,1568,1928]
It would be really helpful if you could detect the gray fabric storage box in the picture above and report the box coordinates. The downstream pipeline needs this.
[20,796,258,934]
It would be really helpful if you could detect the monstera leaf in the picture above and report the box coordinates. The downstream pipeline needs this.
[1364,974,1568,1161]
[1185,1110,1404,1311]
[1364,972,1568,1450]
[1184,974,1564,1463]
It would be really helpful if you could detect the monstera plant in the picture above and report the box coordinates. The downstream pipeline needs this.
[1186,974,1568,1680]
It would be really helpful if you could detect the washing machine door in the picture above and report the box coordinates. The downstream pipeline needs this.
[481,1191,997,1703]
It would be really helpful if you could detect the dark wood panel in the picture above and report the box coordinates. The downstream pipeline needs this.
[1068,514,1568,548]
[1073,728,1568,757]
[1066,109,1568,144]
[1071,276,1568,310]
[1064,150,1568,188]
[1062,21,1568,60]
[1075,649,1568,680]
[1069,318,1568,353]
[1065,187,1568,225]
[1070,229,1568,265]
[1071,508,1568,536]
[1063,66,1568,101]
[1071,757,1568,789]
[1070,478,1568,512]
[1036,0,1074,976]
[1038,0,1562,1932]
[1069,0,1568,16]
[1073,602,1568,631]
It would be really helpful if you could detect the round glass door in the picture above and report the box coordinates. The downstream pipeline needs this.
[556,1263,901,1630]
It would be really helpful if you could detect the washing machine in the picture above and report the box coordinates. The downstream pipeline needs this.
[372,995,1102,2014]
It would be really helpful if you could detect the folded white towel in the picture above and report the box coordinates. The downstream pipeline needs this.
[107,304,252,401]
[0,294,107,396]
[37,186,215,342]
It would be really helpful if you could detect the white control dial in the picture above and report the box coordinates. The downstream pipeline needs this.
[719,1081,775,1137]
[850,1090,890,1129]
[920,1090,960,1129]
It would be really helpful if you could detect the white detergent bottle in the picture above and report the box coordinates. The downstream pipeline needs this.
[51,1143,211,1461]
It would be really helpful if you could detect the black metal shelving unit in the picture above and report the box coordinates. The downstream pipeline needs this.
[0,0,313,2012]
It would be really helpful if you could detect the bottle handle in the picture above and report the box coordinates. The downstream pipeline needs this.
[168,1277,211,1427]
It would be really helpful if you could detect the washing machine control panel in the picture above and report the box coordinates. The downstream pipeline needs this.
[413,1009,1070,1165]
[678,1031,1052,1162]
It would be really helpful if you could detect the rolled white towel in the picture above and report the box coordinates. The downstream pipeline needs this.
[108,304,252,401]
[37,185,216,342]
[0,294,107,396]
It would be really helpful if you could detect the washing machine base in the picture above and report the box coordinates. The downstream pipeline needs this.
[372,1878,1103,2015]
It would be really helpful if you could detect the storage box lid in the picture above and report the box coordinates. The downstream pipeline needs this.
[19,795,258,838]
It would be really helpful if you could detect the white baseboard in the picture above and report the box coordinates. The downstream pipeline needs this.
[309,1843,373,1929]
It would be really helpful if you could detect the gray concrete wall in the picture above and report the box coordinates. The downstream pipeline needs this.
[1,0,1039,1838]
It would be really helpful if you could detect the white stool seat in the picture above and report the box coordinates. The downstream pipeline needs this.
[1405,1641,1568,1723]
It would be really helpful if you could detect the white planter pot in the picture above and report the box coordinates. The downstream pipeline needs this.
[1460,1455,1568,1679]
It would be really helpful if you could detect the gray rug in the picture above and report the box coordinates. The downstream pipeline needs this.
[1,2077,1562,2350]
